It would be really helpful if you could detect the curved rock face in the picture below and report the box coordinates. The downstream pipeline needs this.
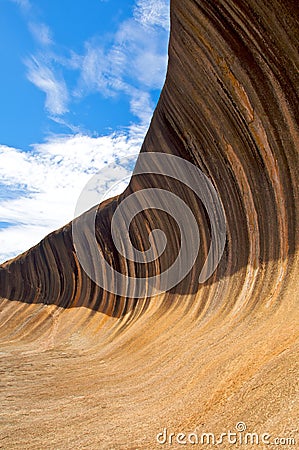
[0,1,298,448]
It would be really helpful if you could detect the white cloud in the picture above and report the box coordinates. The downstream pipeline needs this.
[10,0,31,11]
[134,0,170,30]
[129,91,153,124]
[29,22,53,46]
[0,224,51,263]
[76,44,121,98]
[20,0,169,126]
[25,56,69,115]
[0,0,170,263]
[114,17,168,89]
[0,133,142,263]
[75,1,169,125]
[49,115,85,134]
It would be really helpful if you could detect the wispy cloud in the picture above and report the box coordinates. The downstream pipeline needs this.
[11,0,68,117]
[29,22,53,46]
[76,0,169,125]
[25,56,69,115]
[0,0,170,262]
[134,0,170,30]
[114,17,168,89]
[15,0,169,126]
[129,91,154,124]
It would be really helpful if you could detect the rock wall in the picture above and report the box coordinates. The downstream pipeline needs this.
[0,1,298,448]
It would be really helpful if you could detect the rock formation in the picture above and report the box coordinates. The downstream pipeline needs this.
[0,0,298,448]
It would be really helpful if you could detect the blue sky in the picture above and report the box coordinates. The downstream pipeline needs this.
[0,0,170,262]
